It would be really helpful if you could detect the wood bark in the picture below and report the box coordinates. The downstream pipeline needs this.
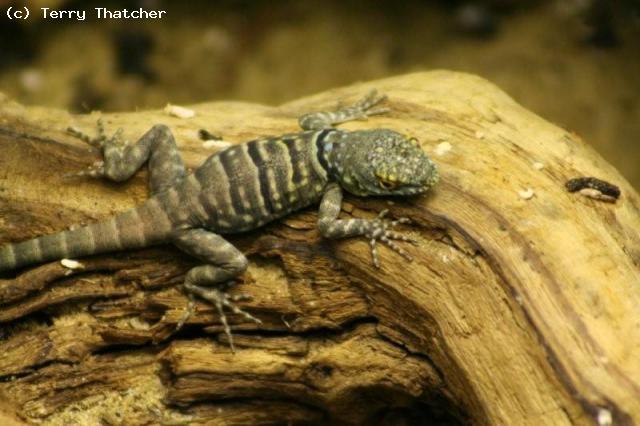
[0,72,639,425]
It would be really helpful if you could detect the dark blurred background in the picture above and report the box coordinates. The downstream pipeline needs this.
[1,0,639,189]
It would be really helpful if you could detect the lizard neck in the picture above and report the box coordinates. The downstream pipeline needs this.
[318,129,387,197]
[313,128,346,183]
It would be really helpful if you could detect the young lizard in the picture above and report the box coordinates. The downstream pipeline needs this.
[0,91,439,351]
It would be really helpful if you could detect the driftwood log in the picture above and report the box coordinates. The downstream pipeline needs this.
[0,72,639,425]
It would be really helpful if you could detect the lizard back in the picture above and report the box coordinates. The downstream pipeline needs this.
[160,129,336,233]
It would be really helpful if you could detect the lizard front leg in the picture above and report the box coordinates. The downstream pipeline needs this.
[298,89,390,130]
[68,121,186,195]
[172,228,261,352]
[318,183,416,268]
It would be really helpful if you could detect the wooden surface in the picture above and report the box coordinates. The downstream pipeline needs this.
[0,72,639,425]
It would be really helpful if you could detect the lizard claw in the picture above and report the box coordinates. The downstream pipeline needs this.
[366,209,416,268]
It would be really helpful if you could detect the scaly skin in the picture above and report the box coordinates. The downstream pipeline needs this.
[0,90,439,351]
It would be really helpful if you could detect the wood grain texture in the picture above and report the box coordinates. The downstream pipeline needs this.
[0,72,639,425]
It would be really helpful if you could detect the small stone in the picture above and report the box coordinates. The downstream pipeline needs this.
[474,130,485,139]
[597,408,612,426]
[202,140,233,149]
[533,162,545,170]
[578,188,617,203]
[518,188,535,200]
[61,259,84,270]
[434,142,452,156]
[164,104,195,119]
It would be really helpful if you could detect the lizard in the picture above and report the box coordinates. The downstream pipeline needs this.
[0,90,439,351]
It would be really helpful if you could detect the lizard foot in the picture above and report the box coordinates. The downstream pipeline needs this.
[66,119,126,178]
[351,89,390,119]
[181,283,262,353]
[343,89,390,120]
[365,209,416,268]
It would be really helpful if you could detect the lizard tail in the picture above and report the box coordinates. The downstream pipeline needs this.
[0,199,173,272]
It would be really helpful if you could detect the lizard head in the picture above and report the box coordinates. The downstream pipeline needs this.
[329,129,439,197]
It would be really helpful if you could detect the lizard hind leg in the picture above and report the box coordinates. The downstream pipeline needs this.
[67,121,187,195]
[173,229,261,352]
[298,89,390,131]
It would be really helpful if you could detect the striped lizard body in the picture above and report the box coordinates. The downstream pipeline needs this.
[0,90,439,351]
